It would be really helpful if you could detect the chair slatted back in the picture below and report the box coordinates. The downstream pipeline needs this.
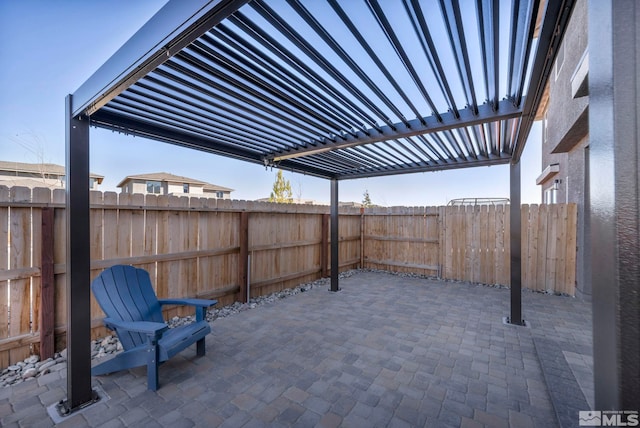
[92,265,165,350]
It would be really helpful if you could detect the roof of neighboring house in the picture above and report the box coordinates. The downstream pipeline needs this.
[202,183,234,192]
[117,172,233,192]
[0,160,104,182]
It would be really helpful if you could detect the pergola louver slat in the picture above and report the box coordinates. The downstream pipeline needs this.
[476,0,500,110]
[328,0,424,122]
[226,14,381,132]
[249,2,397,130]
[365,0,442,122]
[403,0,460,118]
[200,30,359,133]
[288,0,411,127]
[438,0,479,114]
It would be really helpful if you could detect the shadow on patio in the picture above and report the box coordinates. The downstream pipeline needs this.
[2,270,592,427]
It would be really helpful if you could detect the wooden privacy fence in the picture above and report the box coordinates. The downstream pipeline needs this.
[443,204,577,294]
[0,186,362,367]
[0,185,578,367]
[361,204,577,295]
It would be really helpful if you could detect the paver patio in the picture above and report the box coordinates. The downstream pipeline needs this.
[0,270,593,427]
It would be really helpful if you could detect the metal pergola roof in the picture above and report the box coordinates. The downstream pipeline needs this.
[72,0,571,180]
[60,0,577,415]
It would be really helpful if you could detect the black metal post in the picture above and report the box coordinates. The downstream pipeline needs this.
[330,178,339,291]
[589,0,640,410]
[60,95,96,413]
[509,161,523,325]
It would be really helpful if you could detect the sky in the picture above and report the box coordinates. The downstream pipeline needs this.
[0,0,542,207]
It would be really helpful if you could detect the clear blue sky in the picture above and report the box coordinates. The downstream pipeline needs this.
[0,0,542,207]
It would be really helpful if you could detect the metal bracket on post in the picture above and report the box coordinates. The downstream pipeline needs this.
[54,391,101,419]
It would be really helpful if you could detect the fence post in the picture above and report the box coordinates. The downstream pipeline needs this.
[40,207,55,361]
[321,214,329,277]
[238,211,249,303]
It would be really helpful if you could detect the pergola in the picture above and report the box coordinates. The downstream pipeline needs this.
[63,0,639,415]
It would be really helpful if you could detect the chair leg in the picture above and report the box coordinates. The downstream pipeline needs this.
[196,338,206,357]
[147,341,160,391]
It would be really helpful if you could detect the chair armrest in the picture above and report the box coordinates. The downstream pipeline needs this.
[103,318,168,336]
[158,299,217,322]
[159,298,218,308]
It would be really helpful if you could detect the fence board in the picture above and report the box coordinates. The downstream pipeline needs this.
[117,193,132,259]
[443,206,452,279]
[487,205,496,284]
[526,204,539,290]
[168,196,188,318]
[142,194,159,287]
[555,204,565,292]
[52,189,66,349]
[103,192,119,262]
[471,206,481,283]
[9,187,32,363]
[185,198,199,308]
[521,205,530,288]
[0,187,9,367]
[89,191,106,339]
[547,205,558,292]
[479,205,488,284]
[156,195,171,302]
[565,204,578,295]
[503,204,511,286]
[32,188,50,358]
[494,205,511,284]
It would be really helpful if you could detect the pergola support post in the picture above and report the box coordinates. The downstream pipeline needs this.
[57,95,98,415]
[330,178,339,292]
[589,0,640,410]
[508,161,523,325]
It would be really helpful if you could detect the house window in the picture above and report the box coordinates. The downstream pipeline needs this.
[544,188,555,204]
[146,181,161,194]
[544,180,560,204]
[183,183,189,193]
[216,191,224,198]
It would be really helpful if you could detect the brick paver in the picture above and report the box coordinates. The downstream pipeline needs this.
[0,271,593,427]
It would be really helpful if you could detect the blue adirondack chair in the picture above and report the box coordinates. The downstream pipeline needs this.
[91,264,217,391]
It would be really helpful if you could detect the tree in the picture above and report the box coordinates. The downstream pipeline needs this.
[362,189,373,207]
[269,170,293,203]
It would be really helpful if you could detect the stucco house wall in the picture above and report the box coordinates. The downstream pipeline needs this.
[536,0,590,296]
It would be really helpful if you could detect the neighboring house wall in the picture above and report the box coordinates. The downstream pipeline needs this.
[0,161,102,190]
[167,182,204,196]
[203,189,232,199]
[537,0,590,296]
[118,173,233,199]
[121,180,153,195]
